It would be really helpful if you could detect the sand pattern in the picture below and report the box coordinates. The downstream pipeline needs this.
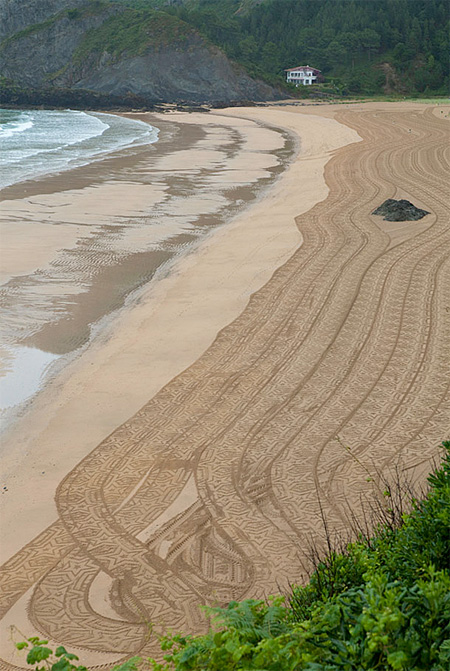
[0,105,449,666]
[0,115,287,364]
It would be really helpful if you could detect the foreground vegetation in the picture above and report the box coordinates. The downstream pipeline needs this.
[17,441,450,670]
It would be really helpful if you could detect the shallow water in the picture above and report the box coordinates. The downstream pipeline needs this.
[0,109,158,189]
[0,345,59,410]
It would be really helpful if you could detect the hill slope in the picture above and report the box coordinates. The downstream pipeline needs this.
[0,0,279,105]
[166,0,449,96]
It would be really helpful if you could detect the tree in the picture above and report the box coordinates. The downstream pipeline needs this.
[360,28,380,61]
[237,35,258,63]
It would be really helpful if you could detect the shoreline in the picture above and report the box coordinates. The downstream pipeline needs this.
[0,106,359,567]
[0,109,159,192]
[0,110,293,431]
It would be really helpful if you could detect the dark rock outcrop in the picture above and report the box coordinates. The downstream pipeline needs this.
[67,40,276,104]
[372,199,430,222]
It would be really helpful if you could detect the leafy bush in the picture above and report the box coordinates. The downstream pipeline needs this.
[67,9,81,20]
[147,570,449,670]
[15,638,87,671]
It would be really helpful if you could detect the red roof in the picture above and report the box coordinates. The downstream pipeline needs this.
[285,65,321,73]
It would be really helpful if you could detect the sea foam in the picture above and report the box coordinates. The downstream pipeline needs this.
[0,109,158,189]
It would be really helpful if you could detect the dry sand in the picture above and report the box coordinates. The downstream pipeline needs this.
[0,101,449,667]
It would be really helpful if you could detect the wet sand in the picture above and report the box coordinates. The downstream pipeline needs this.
[0,112,291,416]
[0,101,449,667]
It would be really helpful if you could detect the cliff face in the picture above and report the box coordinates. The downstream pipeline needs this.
[66,37,274,103]
[0,0,279,104]
[1,3,121,89]
[0,0,82,41]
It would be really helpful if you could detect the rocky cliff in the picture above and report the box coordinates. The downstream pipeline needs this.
[0,0,82,41]
[0,0,280,105]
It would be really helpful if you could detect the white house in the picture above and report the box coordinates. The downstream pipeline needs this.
[285,65,321,86]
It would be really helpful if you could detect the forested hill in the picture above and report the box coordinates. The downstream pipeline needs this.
[157,0,449,96]
[1,0,448,106]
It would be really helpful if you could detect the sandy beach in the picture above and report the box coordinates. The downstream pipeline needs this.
[0,101,449,666]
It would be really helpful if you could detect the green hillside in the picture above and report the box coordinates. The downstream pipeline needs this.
[2,0,447,105]
[72,9,197,63]
[110,0,450,96]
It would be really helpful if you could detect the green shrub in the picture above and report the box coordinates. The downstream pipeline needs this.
[15,638,87,671]
[67,9,81,20]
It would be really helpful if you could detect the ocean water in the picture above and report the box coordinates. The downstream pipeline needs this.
[0,108,158,189]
